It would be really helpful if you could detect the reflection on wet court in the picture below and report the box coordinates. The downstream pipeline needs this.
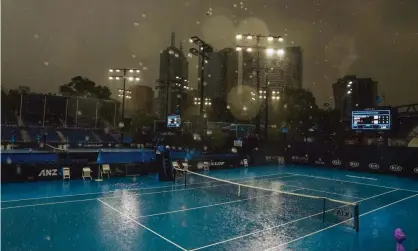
[2,165,418,251]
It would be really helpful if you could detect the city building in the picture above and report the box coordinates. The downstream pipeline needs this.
[333,75,378,119]
[125,85,154,116]
[156,32,189,119]
[242,46,303,89]
[201,48,239,101]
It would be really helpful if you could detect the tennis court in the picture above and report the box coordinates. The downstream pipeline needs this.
[2,165,418,251]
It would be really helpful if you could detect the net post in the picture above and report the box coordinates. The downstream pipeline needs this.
[354,203,360,232]
[238,185,241,197]
[322,198,326,223]
[184,170,187,188]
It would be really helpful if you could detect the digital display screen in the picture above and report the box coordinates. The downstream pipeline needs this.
[167,115,181,128]
[352,110,391,130]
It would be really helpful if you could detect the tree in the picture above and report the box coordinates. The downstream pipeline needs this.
[315,109,342,135]
[269,88,319,135]
[130,111,156,134]
[131,111,158,144]
[208,128,227,151]
[59,76,111,99]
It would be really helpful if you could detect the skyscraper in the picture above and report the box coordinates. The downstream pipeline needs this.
[125,85,154,116]
[156,32,189,119]
[242,46,303,89]
[202,48,239,101]
[197,48,241,121]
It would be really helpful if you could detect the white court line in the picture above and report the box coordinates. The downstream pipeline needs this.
[286,172,418,193]
[0,175,297,210]
[189,189,399,251]
[346,175,378,181]
[134,188,305,219]
[1,198,100,210]
[1,173,295,203]
[257,179,363,199]
[0,182,238,210]
[97,199,187,251]
[264,192,418,251]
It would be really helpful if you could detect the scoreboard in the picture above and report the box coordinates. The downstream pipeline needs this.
[352,110,391,130]
[167,115,181,128]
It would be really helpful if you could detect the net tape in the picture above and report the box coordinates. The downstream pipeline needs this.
[45,144,68,152]
[174,167,359,231]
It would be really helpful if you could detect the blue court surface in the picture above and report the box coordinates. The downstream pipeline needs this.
[2,165,418,251]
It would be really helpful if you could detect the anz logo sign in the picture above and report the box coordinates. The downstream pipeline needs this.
[349,161,360,168]
[331,160,341,166]
[368,163,380,170]
[38,169,59,177]
[390,165,403,172]
[333,208,353,220]
[414,168,418,174]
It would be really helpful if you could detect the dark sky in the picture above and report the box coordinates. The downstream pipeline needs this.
[2,0,418,106]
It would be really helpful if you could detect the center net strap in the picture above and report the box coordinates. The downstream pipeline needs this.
[174,167,359,232]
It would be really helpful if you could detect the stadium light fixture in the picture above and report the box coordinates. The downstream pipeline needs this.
[277,48,285,56]
[189,36,213,133]
[266,48,275,56]
[234,33,285,135]
[108,68,141,143]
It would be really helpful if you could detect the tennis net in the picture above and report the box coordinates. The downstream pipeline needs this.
[46,144,68,153]
[174,168,359,232]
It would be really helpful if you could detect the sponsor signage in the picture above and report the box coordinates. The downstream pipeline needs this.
[390,165,402,172]
[414,168,418,174]
[333,208,353,220]
[266,156,282,161]
[265,156,285,164]
[38,169,59,177]
[368,163,380,170]
[332,159,342,166]
[291,156,309,163]
[210,161,226,166]
[349,161,360,168]
[197,160,226,169]
[314,158,325,165]
[83,144,104,148]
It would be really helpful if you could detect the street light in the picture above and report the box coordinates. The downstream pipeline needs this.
[189,36,213,134]
[118,89,132,99]
[108,68,141,143]
[235,33,284,135]
[253,74,283,139]
[194,97,211,106]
